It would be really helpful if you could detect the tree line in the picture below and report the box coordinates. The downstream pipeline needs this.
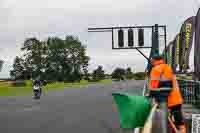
[10,35,145,82]
[10,36,89,82]
[90,66,145,81]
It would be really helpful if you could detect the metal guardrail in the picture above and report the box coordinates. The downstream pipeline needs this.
[178,80,200,109]
[142,79,200,109]
[143,79,200,109]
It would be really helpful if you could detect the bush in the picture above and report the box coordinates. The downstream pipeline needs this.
[11,80,26,87]
[92,66,105,81]
[111,68,126,80]
[64,80,72,83]
[46,80,56,84]
[133,72,145,80]
[25,80,32,86]
[88,79,98,82]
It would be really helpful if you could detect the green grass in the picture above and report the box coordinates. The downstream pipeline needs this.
[0,79,112,96]
[0,81,32,96]
[97,79,113,84]
[44,79,112,92]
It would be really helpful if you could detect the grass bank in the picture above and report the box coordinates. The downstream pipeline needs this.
[0,79,112,96]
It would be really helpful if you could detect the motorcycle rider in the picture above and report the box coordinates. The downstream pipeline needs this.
[32,77,43,98]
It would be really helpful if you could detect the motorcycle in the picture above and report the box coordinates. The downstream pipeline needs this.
[33,82,42,99]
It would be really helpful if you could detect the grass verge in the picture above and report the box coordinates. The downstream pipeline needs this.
[0,79,112,96]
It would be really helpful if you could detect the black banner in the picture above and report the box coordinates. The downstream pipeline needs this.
[174,34,180,71]
[168,42,173,67]
[165,42,172,66]
[194,9,200,80]
[171,40,176,71]
[179,16,195,72]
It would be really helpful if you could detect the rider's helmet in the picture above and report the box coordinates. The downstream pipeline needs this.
[33,80,40,86]
[33,76,42,86]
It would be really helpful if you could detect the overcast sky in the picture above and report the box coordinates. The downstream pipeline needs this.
[0,0,199,78]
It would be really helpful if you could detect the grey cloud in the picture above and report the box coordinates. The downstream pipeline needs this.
[0,0,198,77]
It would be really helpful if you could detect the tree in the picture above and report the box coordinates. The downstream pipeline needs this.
[10,56,26,80]
[12,35,90,82]
[79,46,90,80]
[0,60,3,72]
[21,38,46,79]
[45,36,89,82]
[111,68,126,80]
[65,36,88,82]
[45,37,67,81]
[92,66,105,81]
[125,67,134,79]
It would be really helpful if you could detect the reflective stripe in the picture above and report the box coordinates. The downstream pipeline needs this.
[160,77,173,81]
[150,77,161,80]
[160,79,172,82]
[150,76,172,81]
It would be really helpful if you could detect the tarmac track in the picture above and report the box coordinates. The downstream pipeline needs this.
[0,80,144,133]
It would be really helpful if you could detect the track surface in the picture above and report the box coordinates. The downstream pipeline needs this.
[0,80,144,133]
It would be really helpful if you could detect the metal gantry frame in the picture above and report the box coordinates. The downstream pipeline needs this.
[88,24,167,69]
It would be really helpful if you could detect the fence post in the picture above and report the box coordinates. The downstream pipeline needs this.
[195,82,199,108]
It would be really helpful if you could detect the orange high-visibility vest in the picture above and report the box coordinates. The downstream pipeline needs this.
[149,60,183,107]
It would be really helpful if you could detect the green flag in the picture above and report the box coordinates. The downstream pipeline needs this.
[112,92,151,128]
